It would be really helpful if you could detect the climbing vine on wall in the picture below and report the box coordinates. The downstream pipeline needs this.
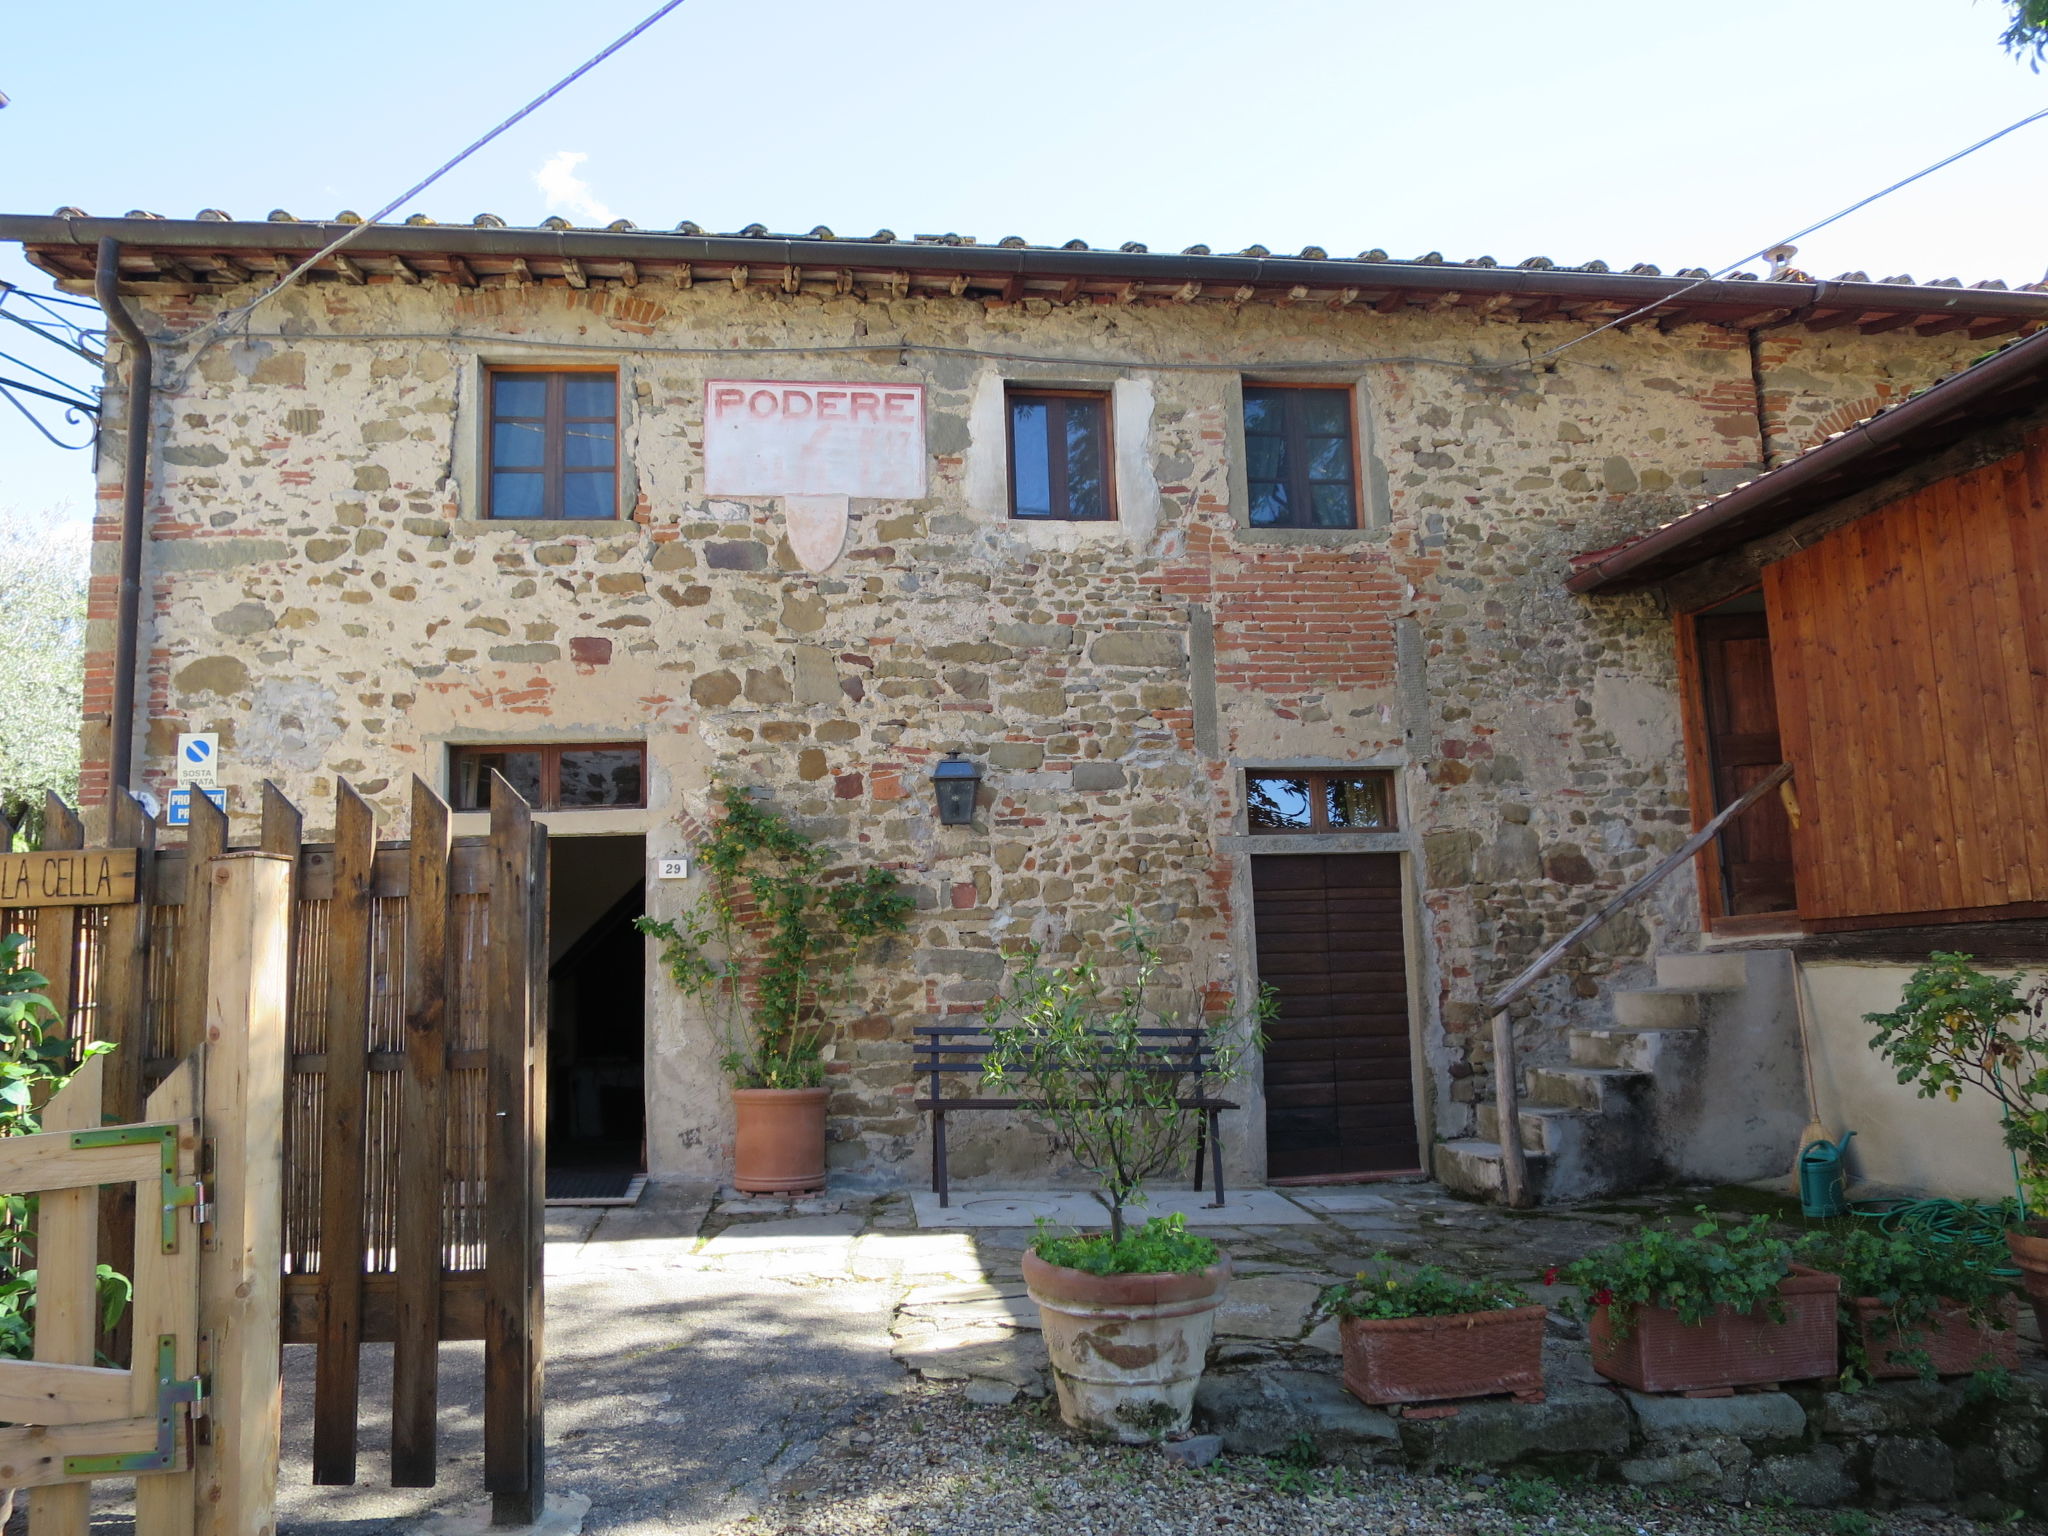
[636,784,914,1089]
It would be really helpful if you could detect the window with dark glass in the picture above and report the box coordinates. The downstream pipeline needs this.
[487,369,619,520]
[451,742,645,811]
[1246,770,1393,833]
[1008,389,1113,521]
[1242,384,1357,529]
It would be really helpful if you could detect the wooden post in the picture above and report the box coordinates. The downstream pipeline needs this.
[96,790,156,1371]
[130,1060,199,1536]
[1489,1009,1529,1209]
[392,779,452,1487]
[193,852,288,1536]
[312,784,375,1485]
[173,791,229,1060]
[483,776,544,1525]
[26,1056,104,1536]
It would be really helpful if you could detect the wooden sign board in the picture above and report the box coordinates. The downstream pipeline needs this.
[0,848,140,907]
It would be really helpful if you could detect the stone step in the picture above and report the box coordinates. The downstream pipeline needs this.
[1654,951,1750,991]
[1524,1064,1648,1113]
[1431,1138,1551,1202]
[1611,986,1711,1030]
[1476,1101,1584,1154]
[1570,1025,1696,1072]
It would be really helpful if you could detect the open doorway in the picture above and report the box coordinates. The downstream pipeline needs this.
[1688,591,1797,921]
[546,834,646,1200]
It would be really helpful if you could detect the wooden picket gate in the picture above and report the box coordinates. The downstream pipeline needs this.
[1,775,548,1525]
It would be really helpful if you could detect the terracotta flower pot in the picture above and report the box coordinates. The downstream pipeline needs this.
[1341,1304,1548,1406]
[2005,1221,2048,1340]
[730,1086,829,1193]
[1590,1264,1840,1394]
[1849,1293,2020,1379]
[1022,1248,1231,1443]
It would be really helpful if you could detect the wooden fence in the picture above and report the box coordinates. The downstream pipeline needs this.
[3,775,548,1522]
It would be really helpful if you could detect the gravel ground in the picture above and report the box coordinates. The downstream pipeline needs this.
[730,1380,2045,1536]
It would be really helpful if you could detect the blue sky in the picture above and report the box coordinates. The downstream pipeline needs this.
[4,0,2045,518]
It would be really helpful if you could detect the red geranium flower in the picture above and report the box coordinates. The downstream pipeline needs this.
[1591,1287,1614,1307]
[1542,1266,1559,1286]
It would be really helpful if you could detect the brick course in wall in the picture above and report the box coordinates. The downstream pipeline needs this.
[74,279,1985,1186]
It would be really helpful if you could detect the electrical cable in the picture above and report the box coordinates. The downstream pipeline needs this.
[160,0,690,373]
[1532,105,2048,364]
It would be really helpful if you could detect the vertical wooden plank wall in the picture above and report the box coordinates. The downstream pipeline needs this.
[484,776,545,1524]
[312,786,376,1485]
[1765,425,2048,925]
[392,779,452,1487]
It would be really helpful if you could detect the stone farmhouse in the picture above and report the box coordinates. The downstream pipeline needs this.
[5,209,2044,1198]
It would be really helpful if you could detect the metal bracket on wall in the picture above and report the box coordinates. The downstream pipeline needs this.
[61,1335,207,1476]
[70,1121,200,1251]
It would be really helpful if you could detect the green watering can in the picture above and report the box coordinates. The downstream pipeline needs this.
[1799,1131,1856,1219]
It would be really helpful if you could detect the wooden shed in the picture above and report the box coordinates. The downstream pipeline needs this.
[1570,329,2048,947]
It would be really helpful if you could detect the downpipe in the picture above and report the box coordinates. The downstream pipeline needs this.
[93,237,149,804]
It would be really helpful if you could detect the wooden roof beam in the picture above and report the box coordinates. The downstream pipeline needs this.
[1798,309,1865,333]
[329,252,366,285]
[615,260,638,287]
[387,254,421,285]
[559,255,587,289]
[1855,312,1919,335]
[670,262,692,290]
[442,254,476,287]
[1913,315,1975,336]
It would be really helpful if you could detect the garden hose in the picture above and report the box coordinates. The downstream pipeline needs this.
[1850,1196,2021,1272]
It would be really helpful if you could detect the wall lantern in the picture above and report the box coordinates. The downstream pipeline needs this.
[931,753,982,826]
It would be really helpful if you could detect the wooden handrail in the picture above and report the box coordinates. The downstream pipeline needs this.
[1484,761,1794,1208]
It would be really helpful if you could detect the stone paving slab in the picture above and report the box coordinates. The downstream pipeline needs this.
[908,1187,1315,1227]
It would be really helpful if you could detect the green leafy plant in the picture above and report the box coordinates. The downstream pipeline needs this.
[1797,1225,2017,1386]
[0,931,121,1360]
[1556,1209,1793,1335]
[1326,1256,1530,1320]
[1864,953,2048,1209]
[1500,1472,1561,1518]
[1029,1212,1219,1276]
[636,784,913,1089]
[2001,0,2048,67]
[982,913,1271,1245]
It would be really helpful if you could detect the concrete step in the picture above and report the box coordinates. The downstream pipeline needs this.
[1570,1025,1697,1072]
[1524,1064,1649,1113]
[1432,1138,1551,1202]
[1476,1101,1585,1154]
[1614,986,1721,1030]
[1654,951,1750,991]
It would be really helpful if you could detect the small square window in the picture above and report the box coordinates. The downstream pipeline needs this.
[1246,770,1394,833]
[1242,384,1357,529]
[486,369,619,520]
[1008,389,1113,521]
[451,742,646,811]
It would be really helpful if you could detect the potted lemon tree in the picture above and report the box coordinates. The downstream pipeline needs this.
[1865,952,2048,1333]
[637,785,912,1193]
[982,919,1267,1442]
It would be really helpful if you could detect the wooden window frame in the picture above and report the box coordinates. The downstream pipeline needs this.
[1241,381,1363,531]
[1244,769,1397,834]
[449,741,647,812]
[485,366,621,521]
[1006,386,1117,522]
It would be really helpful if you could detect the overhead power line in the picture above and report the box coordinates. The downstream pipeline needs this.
[161,0,690,370]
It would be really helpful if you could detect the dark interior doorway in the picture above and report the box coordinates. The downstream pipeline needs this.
[547,835,646,1196]
[1693,593,1797,916]
[1253,853,1418,1180]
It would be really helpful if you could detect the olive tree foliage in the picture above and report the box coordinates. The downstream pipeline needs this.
[2001,0,2048,65]
[0,512,89,848]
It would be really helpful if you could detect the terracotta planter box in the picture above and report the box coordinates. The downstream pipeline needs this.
[1341,1305,1548,1406]
[2006,1222,2048,1340]
[1850,1294,2021,1379]
[1590,1265,1840,1394]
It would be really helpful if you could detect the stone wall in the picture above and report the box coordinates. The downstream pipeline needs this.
[83,276,1983,1185]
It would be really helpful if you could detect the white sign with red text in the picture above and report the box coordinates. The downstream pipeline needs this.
[703,381,926,499]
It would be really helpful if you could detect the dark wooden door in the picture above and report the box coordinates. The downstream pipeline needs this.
[1695,611,1797,914]
[1252,853,1417,1179]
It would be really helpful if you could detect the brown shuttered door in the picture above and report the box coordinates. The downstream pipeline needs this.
[1694,611,1797,915]
[1252,853,1417,1179]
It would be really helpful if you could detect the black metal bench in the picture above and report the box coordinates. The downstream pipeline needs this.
[912,1023,1237,1207]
